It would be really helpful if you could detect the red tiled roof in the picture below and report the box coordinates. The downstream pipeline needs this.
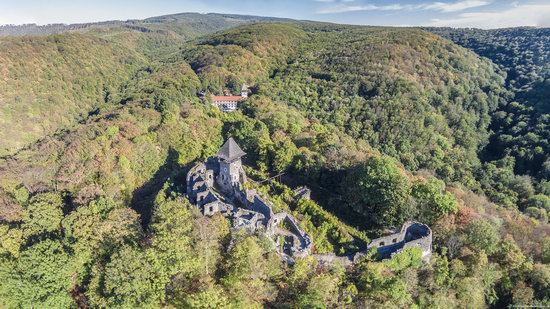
[211,95,244,103]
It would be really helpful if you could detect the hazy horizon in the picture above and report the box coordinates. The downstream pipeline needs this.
[1,0,549,30]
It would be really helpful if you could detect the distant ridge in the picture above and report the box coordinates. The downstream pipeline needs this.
[0,12,292,37]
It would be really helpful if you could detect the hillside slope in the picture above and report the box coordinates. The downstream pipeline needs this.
[426,27,550,208]
[184,23,506,185]
[426,27,549,168]
[0,14,294,158]
[0,34,148,157]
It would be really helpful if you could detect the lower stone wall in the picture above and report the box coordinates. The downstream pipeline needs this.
[313,254,353,267]
[186,163,206,201]
[367,222,432,260]
[249,194,274,220]
[268,212,312,256]
[234,188,248,206]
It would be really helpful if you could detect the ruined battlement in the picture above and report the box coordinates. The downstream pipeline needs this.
[312,222,432,267]
[367,222,432,261]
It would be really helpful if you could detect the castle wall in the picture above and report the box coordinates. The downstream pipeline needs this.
[186,163,206,201]
[268,212,313,257]
[313,254,353,267]
[232,209,266,233]
[294,186,311,200]
[184,140,436,266]
[203,200,221,216]
[367,222,432,260]
[250,194,274,220]
[234,188,248,206]
[195,190,211,204]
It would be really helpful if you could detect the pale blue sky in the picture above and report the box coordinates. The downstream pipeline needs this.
[1,0,549,29]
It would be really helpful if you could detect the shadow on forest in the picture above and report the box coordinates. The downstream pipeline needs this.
[286,166,377,235]
[129,147,194,229]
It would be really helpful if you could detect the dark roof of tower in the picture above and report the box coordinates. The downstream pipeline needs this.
[216,137,246,162]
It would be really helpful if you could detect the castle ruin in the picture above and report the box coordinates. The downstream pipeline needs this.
[186,138,313,262]
[186,138,432,265]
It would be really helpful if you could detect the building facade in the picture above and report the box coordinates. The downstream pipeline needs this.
[210,84,249,112]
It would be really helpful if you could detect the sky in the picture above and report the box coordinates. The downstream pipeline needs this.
[0,0,549,29]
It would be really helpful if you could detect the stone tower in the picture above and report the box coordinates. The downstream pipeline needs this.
[216,137,246,193]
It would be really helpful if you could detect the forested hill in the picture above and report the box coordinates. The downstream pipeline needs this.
[185,23,506,184]
[0,13,289,158]
[0,21,549,308]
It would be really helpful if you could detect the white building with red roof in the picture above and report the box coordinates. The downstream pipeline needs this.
[210,84,249,112]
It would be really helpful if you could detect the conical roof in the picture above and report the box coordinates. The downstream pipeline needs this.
[216,137,246,162]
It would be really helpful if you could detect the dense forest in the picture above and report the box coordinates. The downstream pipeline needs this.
[0,13,287,157]
[0,16,548,308]
[426,27,550,209]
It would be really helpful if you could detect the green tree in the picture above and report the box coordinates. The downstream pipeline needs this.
[0,225,24,257]
[221,235,280,307]
[149,188,196,276]
[541,237,550,263]
[89,245,165,308]
[181,283,230,309]
[412,178,459,224]
[526,194,550,212]
[496,239,527,271]
[0,239,74,308]
[530,264,550,301]
[385,246,423,273]
[62,197,142,283]
[525,207,548,222]
[269,131,298,173]
[297,273,341,308]
[23,192,64,238]
[192,213,230,277]
[355,261,413,307]
[345,156,411,227]
[465,219,500,255]
[476,158,519,208]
